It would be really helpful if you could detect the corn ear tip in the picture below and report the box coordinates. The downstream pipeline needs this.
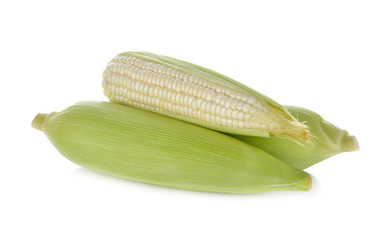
[292,175,312,191]
[339,134,359,152]
[352,135,360,151]
[298,175,312,191]
[32,113,48,131]
[286,120,310,144]
[32,112,57,131]
[284,121,311,145]
[343,135,359,152]
[305,175,312,190]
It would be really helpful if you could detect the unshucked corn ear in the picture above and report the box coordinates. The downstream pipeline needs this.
[32,101,311,193]
[102,51,309,143]
[232,106,359,170]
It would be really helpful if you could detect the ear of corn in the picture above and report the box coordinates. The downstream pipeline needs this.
[231,106,359,170]
[32,101,311,193]
[102,51,309,143]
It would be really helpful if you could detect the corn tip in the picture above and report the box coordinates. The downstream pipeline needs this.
[305,175,312,190]
[298,175,312,191]
[352,135,360,151]
[31,113,48,131]
[339,134,359,152]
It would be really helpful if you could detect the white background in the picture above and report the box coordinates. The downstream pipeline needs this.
[1,0,384,239]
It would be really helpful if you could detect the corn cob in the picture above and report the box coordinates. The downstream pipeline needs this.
[232,106,359,170]
[31,101,311,193]
[102,51,309,143]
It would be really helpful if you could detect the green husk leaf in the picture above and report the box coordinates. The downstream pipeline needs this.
[32,101,311,193]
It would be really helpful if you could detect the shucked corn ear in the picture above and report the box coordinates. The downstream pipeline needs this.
[232,106,359,170]
[102,51,309,143]
[31,101,311,193]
